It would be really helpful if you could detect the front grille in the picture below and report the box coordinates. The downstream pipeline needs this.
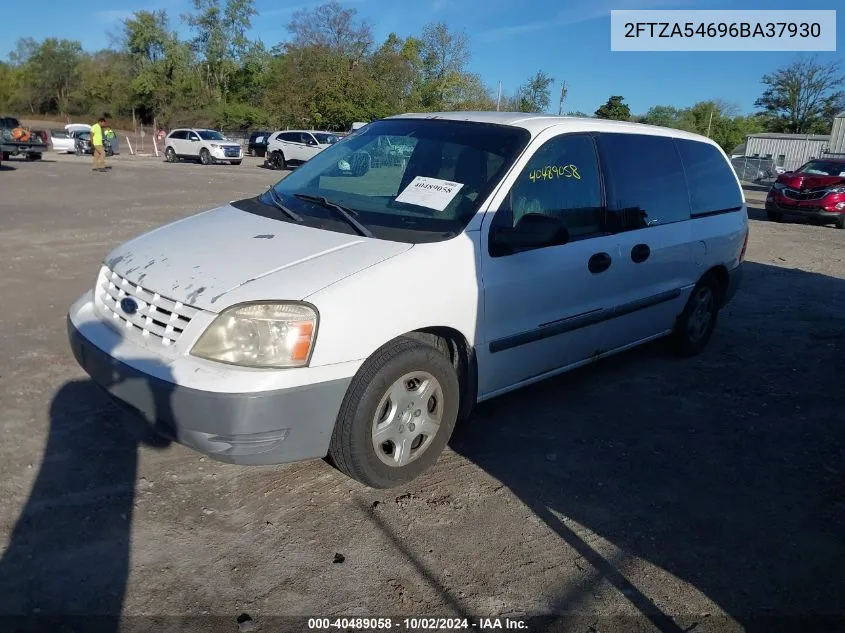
[95,267,199,346]
[783,187,827,201]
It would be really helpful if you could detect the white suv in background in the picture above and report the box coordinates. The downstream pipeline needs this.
[164,128,243,165]
[265,130,339,170]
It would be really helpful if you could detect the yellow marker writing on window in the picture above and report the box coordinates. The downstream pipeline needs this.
[528,164,580,182]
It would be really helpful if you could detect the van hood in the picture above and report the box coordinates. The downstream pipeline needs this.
[103,203,412,312]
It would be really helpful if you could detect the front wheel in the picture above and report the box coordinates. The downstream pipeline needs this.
[835,214,845,230]
[669,274,722,358]
[199,148,212,165]
[231,160,242,166]
[328,337,460,488]
[165,146,176,163]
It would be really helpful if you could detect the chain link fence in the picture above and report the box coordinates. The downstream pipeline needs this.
[731,156,778,185]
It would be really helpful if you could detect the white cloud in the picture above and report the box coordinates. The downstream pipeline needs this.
[477,0,694,42]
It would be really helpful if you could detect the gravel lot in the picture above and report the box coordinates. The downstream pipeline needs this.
[0,153,843,633]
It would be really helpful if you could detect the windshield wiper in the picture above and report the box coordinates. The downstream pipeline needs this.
[264,187,303,222]
[294,193,373,238]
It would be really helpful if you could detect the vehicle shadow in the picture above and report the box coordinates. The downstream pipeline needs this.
[0,322,173,632]
[746,203,769,222]
[740,182,773,193]
[0,164,16,171]
[451,261,845,632]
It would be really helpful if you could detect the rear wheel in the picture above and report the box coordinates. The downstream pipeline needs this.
[669,274,722,358]
[836,214,845,230]
[165,146,176,163]
[328,337,460,488]
[248,148,256,157]
[199,148,212,165]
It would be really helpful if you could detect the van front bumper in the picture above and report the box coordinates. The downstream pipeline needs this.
[67,318,350,466]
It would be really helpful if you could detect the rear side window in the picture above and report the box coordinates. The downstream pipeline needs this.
[169,130,185,140]
[596,132,690,230]
[674,139,742,215]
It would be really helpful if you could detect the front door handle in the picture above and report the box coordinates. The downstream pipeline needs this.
[588,252,612,274]
[631,243,651,263]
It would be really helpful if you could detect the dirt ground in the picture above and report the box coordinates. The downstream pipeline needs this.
[0,152,843,633]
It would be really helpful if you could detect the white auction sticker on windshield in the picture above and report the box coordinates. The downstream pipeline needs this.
[395,176,464,212]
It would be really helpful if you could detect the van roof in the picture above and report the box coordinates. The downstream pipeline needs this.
[386,111,718,145]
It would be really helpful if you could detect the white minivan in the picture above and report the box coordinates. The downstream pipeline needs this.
[68,112,748,488]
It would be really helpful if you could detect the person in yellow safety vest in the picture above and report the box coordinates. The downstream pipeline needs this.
[90,116,110,172]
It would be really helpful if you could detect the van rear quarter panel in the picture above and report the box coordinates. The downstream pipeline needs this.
[304,233,481,367]
[691,208,749,274]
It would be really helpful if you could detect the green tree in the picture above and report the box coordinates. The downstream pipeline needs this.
[595,95,631,120]
[755,56,845,134]
[183,0,257,101]
[512,71,553,112]
[287,1,373,60]
[15,38,84,116]
[418,22,470,109]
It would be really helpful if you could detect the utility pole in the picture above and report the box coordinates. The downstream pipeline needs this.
[706,107,714,137]
[558,81,568,116]
[496,81,502,112]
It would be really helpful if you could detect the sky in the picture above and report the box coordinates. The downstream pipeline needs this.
[2,0,842,116]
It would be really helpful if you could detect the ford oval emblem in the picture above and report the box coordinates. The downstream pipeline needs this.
[120,297,139,315]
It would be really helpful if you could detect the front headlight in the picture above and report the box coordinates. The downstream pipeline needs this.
[826,185,845,194]
[191,302,317,368]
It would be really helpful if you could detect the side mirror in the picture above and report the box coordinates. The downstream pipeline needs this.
[490,213,570,256]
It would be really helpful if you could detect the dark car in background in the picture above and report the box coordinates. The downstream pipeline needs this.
[766,158,845,229]
[247,130,271,157]
[74,131,114,157]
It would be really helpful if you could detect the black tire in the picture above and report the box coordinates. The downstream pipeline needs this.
[248,148,255,157]
[328,336,460,488]
[669,273,722,358]
[232,160,242,166]
[270,150,286,170]
[766,210,784,223]
[1,151,9,161]
[75,145,82,156]
[200,148,212,165]
[835,214,845,230]
[165,146,176,163]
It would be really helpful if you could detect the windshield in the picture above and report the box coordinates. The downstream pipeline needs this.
[313,133,340,145]
[198,130,225,141]
[254,119,530,243]
[797,161,845,176]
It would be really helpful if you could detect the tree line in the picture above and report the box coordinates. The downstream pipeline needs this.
[0,0,842,154]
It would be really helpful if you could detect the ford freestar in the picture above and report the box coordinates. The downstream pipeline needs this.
[68,112,748,488]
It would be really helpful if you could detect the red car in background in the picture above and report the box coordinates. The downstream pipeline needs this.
[766,158,845,229]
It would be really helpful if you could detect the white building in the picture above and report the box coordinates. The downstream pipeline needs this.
[740,110,845,172]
